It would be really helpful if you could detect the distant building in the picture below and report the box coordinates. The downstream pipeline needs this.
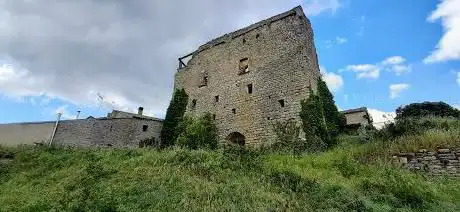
[341,107,372,129]
[0,107,163,147]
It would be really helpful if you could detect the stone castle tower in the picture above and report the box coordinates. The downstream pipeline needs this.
[174,6,321,146]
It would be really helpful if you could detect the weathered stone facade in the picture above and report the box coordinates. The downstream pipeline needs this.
[53,117,162,148]
[341,107,372,127]
[395,148,460,177]
[174,6,321,146]
[0,109,163,148]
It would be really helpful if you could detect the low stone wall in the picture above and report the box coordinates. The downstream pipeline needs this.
[394,148,460,177]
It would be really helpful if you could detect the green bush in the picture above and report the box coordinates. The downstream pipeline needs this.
[300,88,329,145]
[377,116,460,139]
[270,119,304,154]
[396,101,460,119]
[161,88,189,147]
[317,78,344,142]
[176,113,218,150]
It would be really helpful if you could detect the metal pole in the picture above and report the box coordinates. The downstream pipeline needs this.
[76,110,81,119]
[48,113,62,146]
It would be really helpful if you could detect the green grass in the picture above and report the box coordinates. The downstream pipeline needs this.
[0,116,459,211]
[1,143,459,211]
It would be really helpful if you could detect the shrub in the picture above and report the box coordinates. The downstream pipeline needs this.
[396,101,460,119]
[138,137,157,148]
[357,125,377,144]
[317,78,344,141]
[300,88,329,145]
[332,156,360,178]
[270,119,327,154]
[376,116,459,140]
[270,119,305,154]
[176,113,218,150]
[160,88,189,147]
[221,144,262,171]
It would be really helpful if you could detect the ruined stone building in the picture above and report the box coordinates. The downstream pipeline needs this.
[0,107,163,147]
[174,6,322,146]
[341,107,372,130]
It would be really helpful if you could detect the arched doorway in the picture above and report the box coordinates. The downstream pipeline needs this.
[227,132,245,146]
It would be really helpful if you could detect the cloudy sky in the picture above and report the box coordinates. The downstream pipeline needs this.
[0,0,459,124]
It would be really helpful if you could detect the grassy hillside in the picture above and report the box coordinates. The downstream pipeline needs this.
[0,117,459,211]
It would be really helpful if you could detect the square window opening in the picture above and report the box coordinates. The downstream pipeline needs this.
[239,58,249,74]
[215,95,219,102]
[278,99,285,108]
[142,125,148,132]
[232,109,236,114]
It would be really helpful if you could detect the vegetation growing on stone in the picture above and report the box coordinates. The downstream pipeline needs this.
[176,113,219,150]
[0,120,459,211]
[317,78,347,145]
[160,88,189,147]
[300,87,328,146]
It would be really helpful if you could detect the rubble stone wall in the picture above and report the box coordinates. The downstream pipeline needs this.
[395,148,460,177]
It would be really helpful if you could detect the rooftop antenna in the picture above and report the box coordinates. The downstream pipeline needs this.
[96,92,104,109]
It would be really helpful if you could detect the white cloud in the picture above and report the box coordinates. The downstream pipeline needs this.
[341,56,411,79]
[55,105,76,120]
[457,72,460,86]
[303,0,342,16]
[368,108,396,129]
[0,1,343,118]
[343,64,380,79]
[382,56,406,65]
[324,36,347,48]
[336,36,347,44]
[389,83,410,99]
[391,64,412,76]
[424,0,460,63]
[320,66,344,92]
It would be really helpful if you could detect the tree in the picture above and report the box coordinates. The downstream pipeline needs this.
[300,88,328,145]
[396,101,460,120]
[317,78,344,145]
[160,88,189,147]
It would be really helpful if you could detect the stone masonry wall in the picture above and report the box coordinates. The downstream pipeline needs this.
[53,118,162,148]
[395,148,460,177]
[343,111,369,126]
[174,6,321,146]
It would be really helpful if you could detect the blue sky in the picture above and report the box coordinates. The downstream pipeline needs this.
[0,0,459,124]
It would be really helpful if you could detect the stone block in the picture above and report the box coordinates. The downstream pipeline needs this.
[438,148,451,153]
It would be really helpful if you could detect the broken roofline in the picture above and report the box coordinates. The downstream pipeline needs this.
[177,5,308,70]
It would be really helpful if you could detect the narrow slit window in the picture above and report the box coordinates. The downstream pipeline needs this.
[247,84,253,94]
[212,114,216,120]
[142,125,148,132]
[278,99,285,108]
[239,58,249,74]
[215,95,219,102]
[199,74,208,87]
[192,99,197,109]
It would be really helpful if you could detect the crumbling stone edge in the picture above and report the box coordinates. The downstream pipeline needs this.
[393,148,460,177]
